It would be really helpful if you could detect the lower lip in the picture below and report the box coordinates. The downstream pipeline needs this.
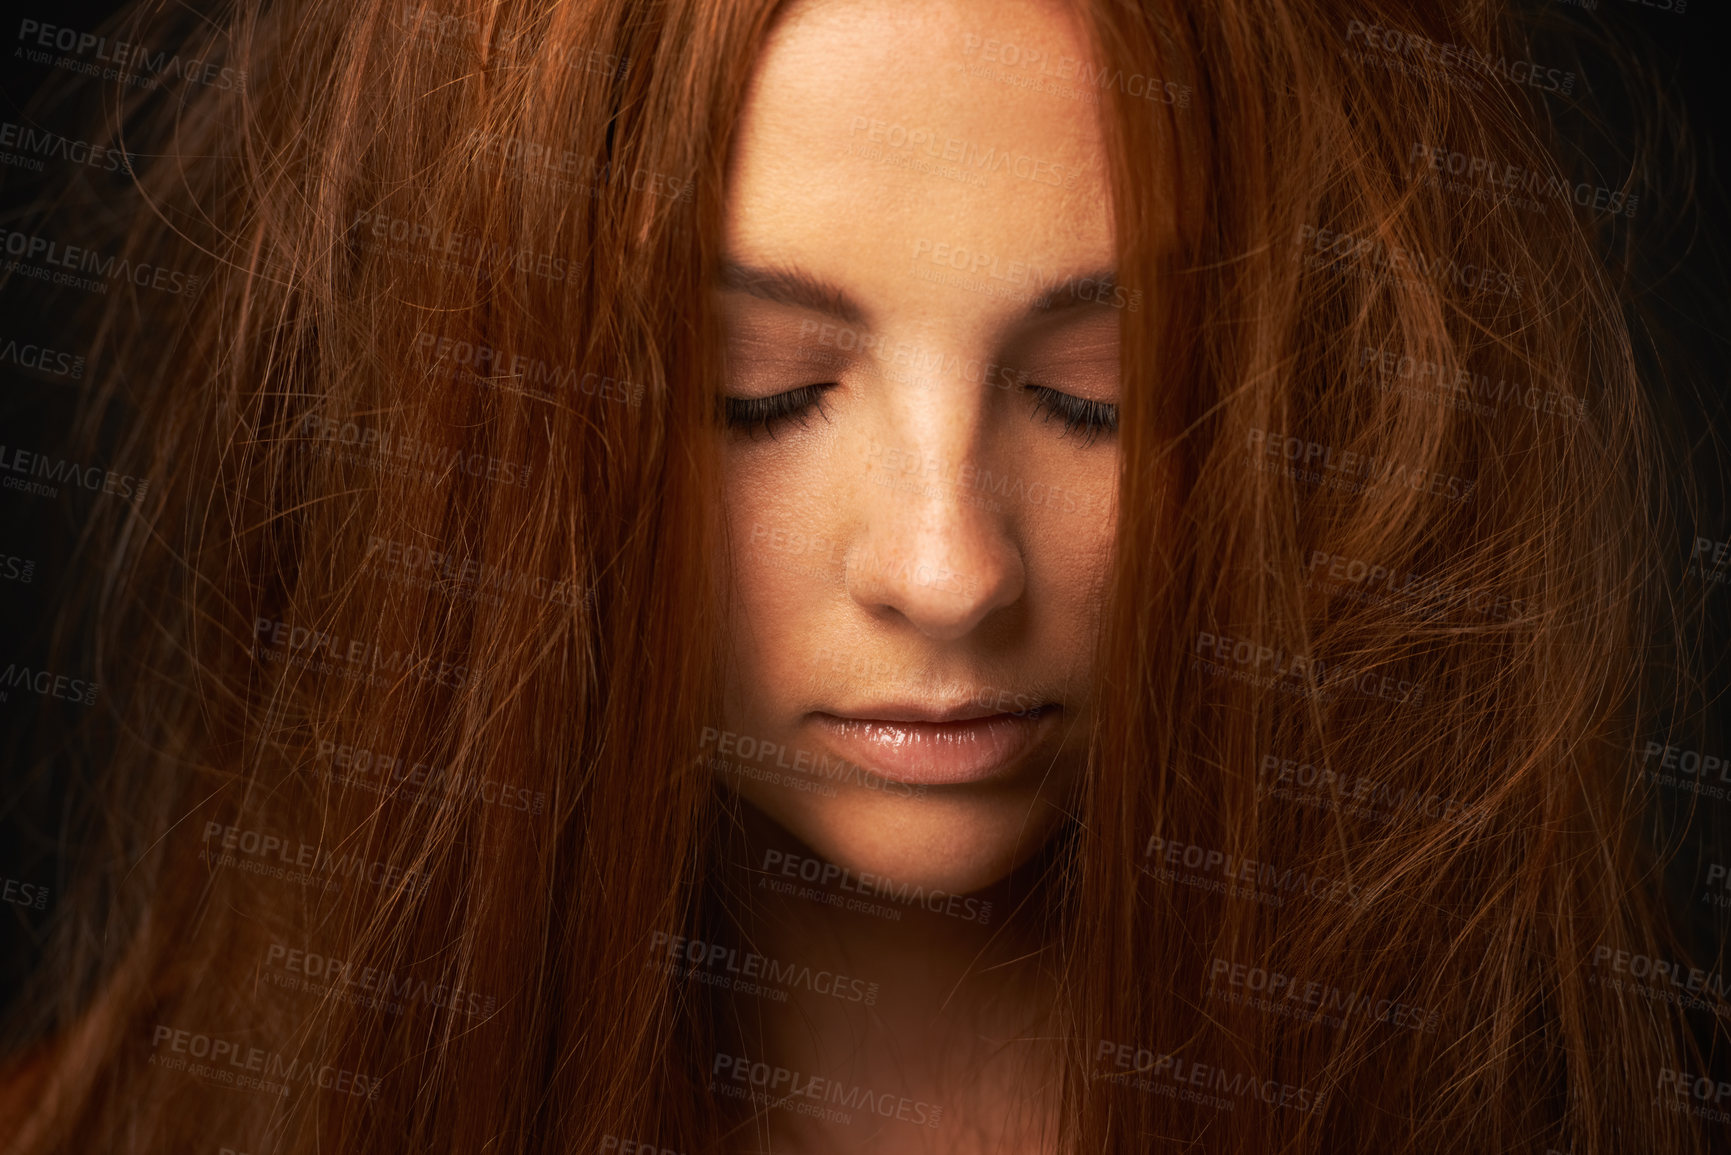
[809,708,1057,786]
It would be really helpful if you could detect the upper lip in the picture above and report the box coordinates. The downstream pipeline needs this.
[815,700,1048,724]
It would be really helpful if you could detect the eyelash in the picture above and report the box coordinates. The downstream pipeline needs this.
[723,383,836,440]
[1025,384,1119,447]
[721,383,1120,444]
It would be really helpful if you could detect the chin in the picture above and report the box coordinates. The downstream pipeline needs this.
[741,777,1069,897]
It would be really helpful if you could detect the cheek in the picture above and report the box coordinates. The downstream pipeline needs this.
[1019,452,1119,599]
[721,455,834,701]
[724,466,778,643]
[1030,519,1115,631]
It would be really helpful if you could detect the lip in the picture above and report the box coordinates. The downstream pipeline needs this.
[810,704,1058,786]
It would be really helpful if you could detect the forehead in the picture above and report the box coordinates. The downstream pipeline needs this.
[724,0,1115,331]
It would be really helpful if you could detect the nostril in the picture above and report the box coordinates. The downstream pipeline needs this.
[845,535,1025,642]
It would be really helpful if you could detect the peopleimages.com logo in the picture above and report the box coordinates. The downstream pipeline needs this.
[710,1052,943,1129]
[15,19,247,91]
[1092,1038,1328,1113]
[1342,19,1575,96]
[147,1025,379,1100]
[0,120,135,176]
[758,848,993,924]
[2,875,48,912]
[200,821,435,896]
[0,444,149,504]
[251,617,474,691]
[0,663,98,706]
[1,227,201,297]
[1408,143,1637,219]
[647,931,880,1006]
[263,940,497,1018]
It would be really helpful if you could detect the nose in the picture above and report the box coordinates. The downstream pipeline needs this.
[846,445,1026,641]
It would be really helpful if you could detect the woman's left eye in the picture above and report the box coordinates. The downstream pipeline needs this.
[722,383,836,439]
[1026,384,1119,446]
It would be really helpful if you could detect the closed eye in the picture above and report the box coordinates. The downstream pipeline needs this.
[722,383,836,440]
[1026,384,1119,447]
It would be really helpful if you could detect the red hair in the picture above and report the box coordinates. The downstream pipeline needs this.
[1,0,1723,1151]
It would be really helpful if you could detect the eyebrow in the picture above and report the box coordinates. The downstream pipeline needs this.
[718,259,1124,327]
[718,260,867,327]
[1029,270,1122,314]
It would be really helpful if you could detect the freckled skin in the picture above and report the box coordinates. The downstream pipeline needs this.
[719,0,1122,896]
[708,6,1178,1150]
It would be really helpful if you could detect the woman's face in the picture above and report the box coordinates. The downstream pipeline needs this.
[717,0,1120,895]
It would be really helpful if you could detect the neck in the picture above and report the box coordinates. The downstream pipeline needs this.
[707,799,1065,1155]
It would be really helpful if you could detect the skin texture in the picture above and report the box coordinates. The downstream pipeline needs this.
[718,0,1119,900]
[710,0,1131,1150]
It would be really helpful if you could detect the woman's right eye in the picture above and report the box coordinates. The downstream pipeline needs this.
[722,383,837,440]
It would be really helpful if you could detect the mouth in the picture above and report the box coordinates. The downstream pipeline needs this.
[809,703,1059,786]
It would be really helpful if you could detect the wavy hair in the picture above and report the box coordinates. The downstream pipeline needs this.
[1,0,1723,1151]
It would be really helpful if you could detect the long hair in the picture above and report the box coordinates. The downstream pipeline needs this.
[1,0,1721,1151]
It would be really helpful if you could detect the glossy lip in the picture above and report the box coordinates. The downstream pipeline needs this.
[809,703,1059,786]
